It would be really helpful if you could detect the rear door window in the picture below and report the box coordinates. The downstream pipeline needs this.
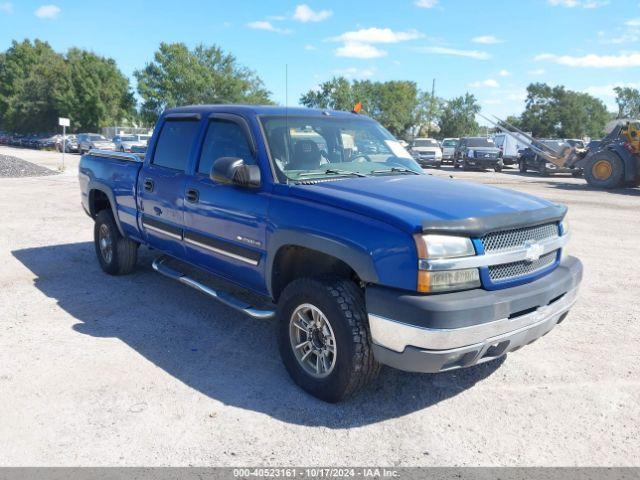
[152,119,200,171]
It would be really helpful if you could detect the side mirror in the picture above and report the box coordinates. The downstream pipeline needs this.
[211,157,261,188]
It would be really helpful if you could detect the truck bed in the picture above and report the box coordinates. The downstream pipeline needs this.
[79,150,145,241]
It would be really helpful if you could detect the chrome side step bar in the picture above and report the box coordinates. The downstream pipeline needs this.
[151,256,275,320]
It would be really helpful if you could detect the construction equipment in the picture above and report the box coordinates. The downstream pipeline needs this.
[482,114,640,189]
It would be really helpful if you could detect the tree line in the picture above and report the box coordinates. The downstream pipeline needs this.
[1,38,639,137]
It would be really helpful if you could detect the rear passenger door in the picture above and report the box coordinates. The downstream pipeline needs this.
[138,115,201,259]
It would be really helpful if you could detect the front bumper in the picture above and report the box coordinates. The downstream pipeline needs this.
[366,256,582,373]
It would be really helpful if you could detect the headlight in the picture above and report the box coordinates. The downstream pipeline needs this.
[414,234,480,293]
[560,218,569,236]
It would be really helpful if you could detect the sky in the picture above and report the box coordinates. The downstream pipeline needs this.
[1,0,639,121]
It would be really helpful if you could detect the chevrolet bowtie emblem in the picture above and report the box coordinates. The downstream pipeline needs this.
[523,240,544,263]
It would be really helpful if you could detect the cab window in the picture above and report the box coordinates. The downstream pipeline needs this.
[197,119,254,175]
[152,119,200,171]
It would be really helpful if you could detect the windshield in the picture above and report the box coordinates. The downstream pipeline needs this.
[542,140,567,150]
[260,115,422,181]
[121,136,136,141]
[138,135,150,141]
[89,135,106,141]
[467,138,495,147]
[442,139,457,147]
[413,139,439,147]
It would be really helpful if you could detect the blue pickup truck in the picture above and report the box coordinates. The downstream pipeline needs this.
[79,105,583,402]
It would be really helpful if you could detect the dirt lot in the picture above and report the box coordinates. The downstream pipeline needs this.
[0,146,638,466]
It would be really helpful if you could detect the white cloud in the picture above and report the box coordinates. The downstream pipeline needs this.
[332,67,376,79]
[34,4,60,19]
[584,83,640,96]
[528,68,546,75]
[293,4,332,22]
[0,2,12,13]
[548,0,608,7]
[469,79,500,88]
[484,99,502,105]
[625,18,640,26]
[415,0,438,7]
[304,44,316,51]
[417,46,491,60]
[472,35,503,44]
[246,21,291,34]
[535,52,640,67]
[330,27,423,44]
[335,42,387,59]
[499,69,511,76]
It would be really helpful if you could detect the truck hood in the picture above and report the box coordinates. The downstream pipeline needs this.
[288,174,556,234]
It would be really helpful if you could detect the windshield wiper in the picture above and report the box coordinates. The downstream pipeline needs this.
[297,169,368,178]
[370,167,421,175]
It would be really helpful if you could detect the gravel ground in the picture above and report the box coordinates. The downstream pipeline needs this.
[0,153,59,178]
[0,147,639,467]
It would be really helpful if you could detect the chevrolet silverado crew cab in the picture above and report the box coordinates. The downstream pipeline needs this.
[79,105,583,402]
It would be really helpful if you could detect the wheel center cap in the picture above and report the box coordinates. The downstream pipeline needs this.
[310,328,324,350]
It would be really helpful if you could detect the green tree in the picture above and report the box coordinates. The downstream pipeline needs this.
[519,83,608,138]
[0,39,134,133]
[0,40,69,133]
[414,90,443,137]
[300,77,419,136]
[300,77,355,111]
[438,93,481,138]
[614,86,640,119]
[135,42,272,124]
[66,48,135,132]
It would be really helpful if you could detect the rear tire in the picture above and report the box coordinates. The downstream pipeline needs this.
[277,277,380,402]
[584,151,625,188]
[94,210,138,275]
[519,160,527,173]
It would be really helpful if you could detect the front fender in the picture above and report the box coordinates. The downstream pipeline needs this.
[265,229,380,297]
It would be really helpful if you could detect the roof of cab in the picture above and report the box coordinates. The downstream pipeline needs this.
[163,104,367,119]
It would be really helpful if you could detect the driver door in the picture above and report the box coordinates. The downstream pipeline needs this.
[183,114,269,293]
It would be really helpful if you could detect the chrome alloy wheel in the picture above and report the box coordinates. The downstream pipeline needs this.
[289,303,337,378]
[98,223,113,264]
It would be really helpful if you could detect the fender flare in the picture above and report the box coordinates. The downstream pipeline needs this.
[265,229,379,297]
[87,181,126,236]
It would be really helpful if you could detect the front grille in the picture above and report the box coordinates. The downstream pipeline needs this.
[488,251,556,282]
[474,151,498,159]
[481,223,558,253]
[481,223,560,284]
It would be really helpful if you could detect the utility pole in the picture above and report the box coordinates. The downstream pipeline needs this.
[426,78,435,138]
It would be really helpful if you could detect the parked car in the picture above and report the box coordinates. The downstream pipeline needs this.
[518,139,579,176]
[78,134,116,154]
[454,136,503,171]
[113,134,151,153]
[79,105,582,402]
[61,134,79,153]
[564,138,585,149]
[36,134,60,150]
[494,132,531,165]
[410,137,443,168]
[441,138,458,163]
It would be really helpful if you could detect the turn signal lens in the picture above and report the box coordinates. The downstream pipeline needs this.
[417,269,481,293]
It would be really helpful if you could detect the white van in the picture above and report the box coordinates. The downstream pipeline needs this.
[493,132,531,165]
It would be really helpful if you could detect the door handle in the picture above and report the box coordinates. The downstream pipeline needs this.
[143,178,154,192]
[186,188,199,203]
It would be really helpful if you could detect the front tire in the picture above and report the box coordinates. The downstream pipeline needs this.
[94,210,138,275]
[277,277,380,402]
[584,151,625,188]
